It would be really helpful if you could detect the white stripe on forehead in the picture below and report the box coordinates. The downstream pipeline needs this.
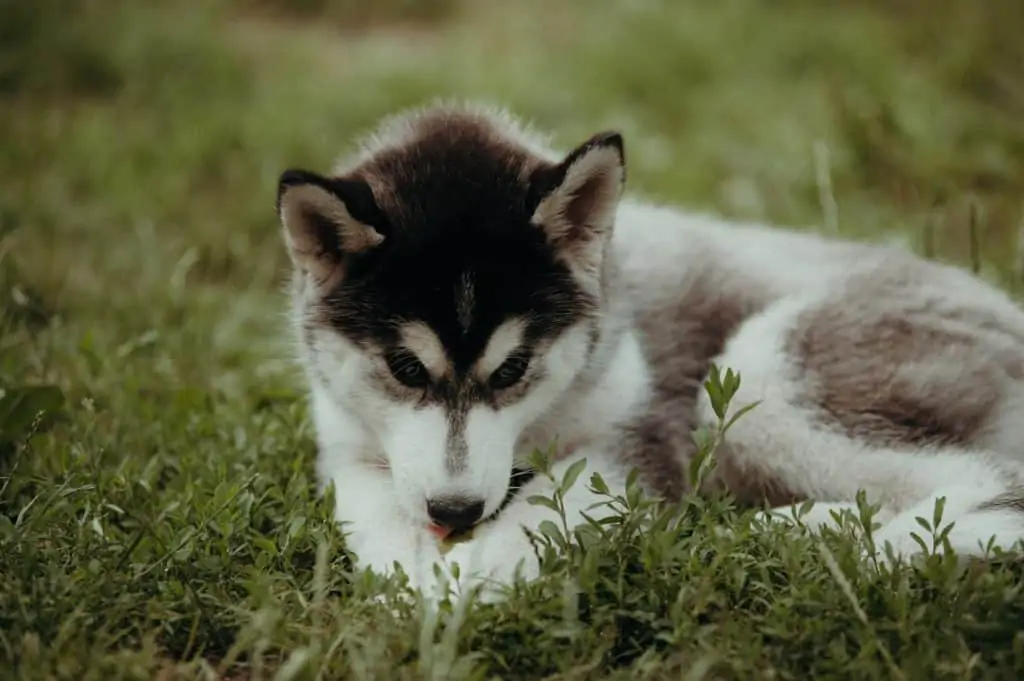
[399,321,450,377]
[475,318,527,379]
[456,270,475,332]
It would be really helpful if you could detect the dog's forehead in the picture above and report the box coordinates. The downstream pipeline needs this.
[320,207,591,357]
[383,249,557,370]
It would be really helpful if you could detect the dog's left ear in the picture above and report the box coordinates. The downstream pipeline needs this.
[530,131,625,266]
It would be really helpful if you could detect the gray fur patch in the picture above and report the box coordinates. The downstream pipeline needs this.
[445,402,469,473]
[786,261,1024,449]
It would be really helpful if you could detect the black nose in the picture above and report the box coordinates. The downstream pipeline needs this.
[426,496,485,533]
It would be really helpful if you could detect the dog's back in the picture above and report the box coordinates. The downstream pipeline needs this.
[611,198,1024,561]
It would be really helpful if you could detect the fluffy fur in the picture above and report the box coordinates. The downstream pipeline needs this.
[276,100,1024,603]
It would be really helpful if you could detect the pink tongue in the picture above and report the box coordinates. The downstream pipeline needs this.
[426,523,452,540]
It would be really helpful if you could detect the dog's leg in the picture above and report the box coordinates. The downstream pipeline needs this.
[437,449,629,603]
[868,480,1024,565]
[757,482,1024,568]
[762,473,1024,566]
[327,463,443,594]
[705,291,1024,565]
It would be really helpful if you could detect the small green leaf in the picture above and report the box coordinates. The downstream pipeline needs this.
[723,400,761,432]
[703,365,726,419]
[253,537,279,556]
[722,367,740,400]
[910,532,930,556]
[560,458,588,493]
[932,495,947,529]
[286,515,306,541]
[538,520,565,549]
[936,523,955,547]
[625,467,641,494]
[527,495,560,512]
[724,368,741,395]
[525,448,554,477]
[588,472,610,495]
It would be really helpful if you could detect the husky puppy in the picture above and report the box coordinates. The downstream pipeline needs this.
[276,101,1024,601]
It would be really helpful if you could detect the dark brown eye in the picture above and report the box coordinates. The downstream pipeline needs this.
[385,350,430,388]
[489,353,531,390]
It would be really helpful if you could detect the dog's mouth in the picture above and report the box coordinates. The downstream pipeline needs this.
[432,466,536,542]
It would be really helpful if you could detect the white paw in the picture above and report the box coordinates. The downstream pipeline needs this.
[437,519,540,604]
[350,529,444,596]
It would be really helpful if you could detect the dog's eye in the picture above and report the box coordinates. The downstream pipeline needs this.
[489,354,530,390]
[385,350,430,388]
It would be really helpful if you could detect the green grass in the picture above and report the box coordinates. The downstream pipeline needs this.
[3,0,1024,678]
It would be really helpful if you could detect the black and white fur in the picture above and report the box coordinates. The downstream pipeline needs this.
[277,101,1024,603]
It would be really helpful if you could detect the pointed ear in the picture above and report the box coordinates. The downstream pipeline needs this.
[276,170,385,292]
[529,131,625,256]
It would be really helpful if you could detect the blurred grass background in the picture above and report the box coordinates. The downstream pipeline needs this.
[3,0,1023,329]
[5,0,1024,396]
[2,0,1024,678]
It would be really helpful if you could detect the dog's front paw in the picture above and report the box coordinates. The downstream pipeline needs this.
[439,519,540,604]
[350,529,444,594]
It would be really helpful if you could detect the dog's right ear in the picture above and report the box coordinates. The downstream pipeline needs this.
[276,170,386,292]
[528,132,625,280]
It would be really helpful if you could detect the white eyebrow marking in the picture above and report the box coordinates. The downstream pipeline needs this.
[474,318,526,379]
[399,322,450,376]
